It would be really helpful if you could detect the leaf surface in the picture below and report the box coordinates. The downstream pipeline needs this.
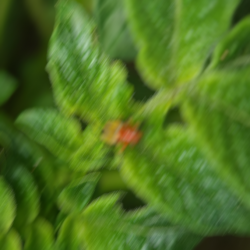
[47,0,133,123]
[121,125,250,234]
[126,0,240,88]
[82,194,201,250]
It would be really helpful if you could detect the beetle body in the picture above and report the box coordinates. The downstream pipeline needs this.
[102,120,142,151]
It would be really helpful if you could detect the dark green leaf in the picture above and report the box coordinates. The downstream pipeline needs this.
[47,0,133,123]
[23,218,54,250]
[95,0,137,61]
[4,165,40,229]
[55,214,85,250]
[57,173,100,213]
[16,108,83,160]
[126,0,240,88]
[0,71,17,106]
[0,177,16,237]
[82,194,201,250]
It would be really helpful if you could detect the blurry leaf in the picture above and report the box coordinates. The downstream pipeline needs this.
[23,218,54,250]
[16,108,82,160]
[57,173,100,213]
[183,66,250,210]
[47,0,134,123]
[69,126,111,172]
[210,16,250,69]
[0,177,16,237]
[95,0,137,61]
[55,214,85,250]
[82,194,201,250]
[4,165,40,228]
[126,0,240,88]
[0,230,22,250]
[0,71,17,106]
[121,125,250,235]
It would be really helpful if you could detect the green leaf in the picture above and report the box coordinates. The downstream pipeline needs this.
[57,173,100,213]
[69,125,111,172]
[16,108,83,161]
[210,16,250,69]
[121,124,250,235]
[0,230,22,250]
[126,0,240,88]
[0,71,17,106]
[47,0,133,123]
[0,177,15,237]
[95,0,137,61]
[4,165,40,228]
[23,218,54,250]
[55,214,85,250]
[183,66,250,210]
[82,194,201,250]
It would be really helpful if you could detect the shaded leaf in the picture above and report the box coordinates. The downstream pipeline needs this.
[4,165,40,228]
[126,0,240,88]
[82,194,201,250]
[210,16,250,69]
[47,0,133,123]
[95,0,137,60]
[0,177,16,237]
[55,214,85,250]
[23,218,54,250]
[0,71,17,106]
[57,173,100,213]
[121,124,250,234]
[0,230,22,250]
[16,108,82,160]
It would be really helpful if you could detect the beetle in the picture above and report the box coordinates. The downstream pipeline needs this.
[101,120,142,151]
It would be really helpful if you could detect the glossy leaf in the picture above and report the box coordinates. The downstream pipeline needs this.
[47,0,133,123]
[0,177,16,237]
[183,66,250,209]
[23,218,54,250]
[95,0,137,60]
[210,16,250,69]
[0,230,22,250]
[4,165,40,228]
[57,173,100,213]
[82,194,201,250]
[121,125,250,235]
[126,0,240,88]
[0,71,17,106]
[16,108,83,160]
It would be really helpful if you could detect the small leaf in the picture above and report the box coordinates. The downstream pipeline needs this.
[47,0,133,123]
[0,71,17,106]
[0,230,22,250]
[82,194,201,250]
[95,0,137,60]
[4,165,40,228]
[210,16,250,69]
[16,108,83,160]
[57,173,100,213]
[183,66,250,209]
[55,214,85,250]
[121,124,250,235]
[23,218,54,250]
[0,177,16,237]
[126,0,240,88]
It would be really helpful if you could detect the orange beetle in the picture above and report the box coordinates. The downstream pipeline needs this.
[101,120,142,151]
